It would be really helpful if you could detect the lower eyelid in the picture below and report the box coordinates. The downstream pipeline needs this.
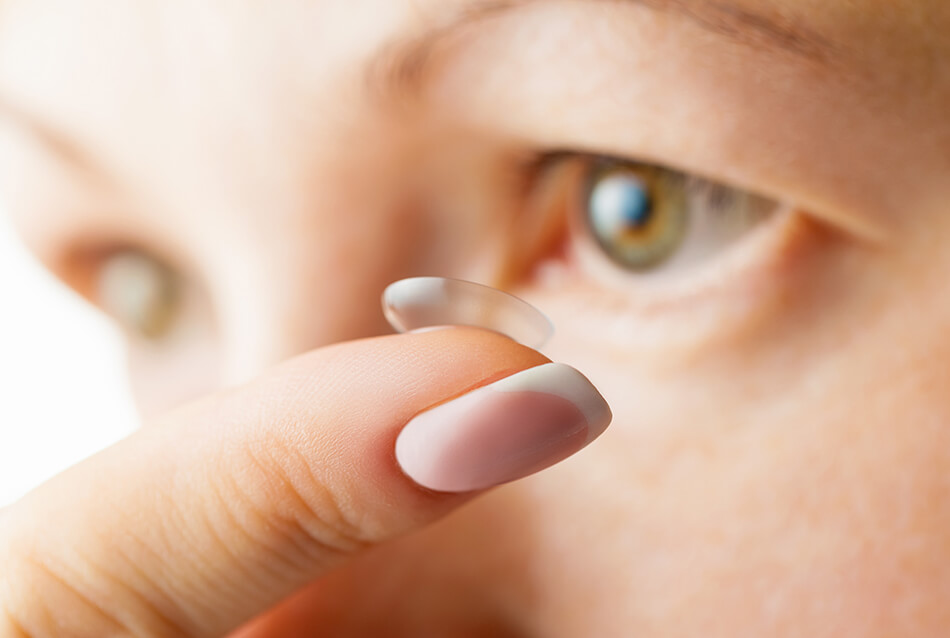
[527,210,825,355]
[576,206,800,305]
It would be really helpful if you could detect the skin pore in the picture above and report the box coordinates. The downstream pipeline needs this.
[2,0,950,636]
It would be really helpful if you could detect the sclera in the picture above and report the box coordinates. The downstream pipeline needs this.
[382,277,554,350]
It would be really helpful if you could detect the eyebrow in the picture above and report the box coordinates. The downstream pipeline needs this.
[0,96,103,178]
[373,0,835,99]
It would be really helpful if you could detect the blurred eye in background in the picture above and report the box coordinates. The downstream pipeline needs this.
[96,251,182,340]
[89,248,218,415]
[578,159,780,277]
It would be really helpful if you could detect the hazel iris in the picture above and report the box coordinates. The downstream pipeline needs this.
[584,163,689,271]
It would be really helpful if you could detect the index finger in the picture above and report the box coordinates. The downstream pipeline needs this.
[0,328,610,638]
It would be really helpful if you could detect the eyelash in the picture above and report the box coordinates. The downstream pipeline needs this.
[515,149,787,279]
[503,149,832,355]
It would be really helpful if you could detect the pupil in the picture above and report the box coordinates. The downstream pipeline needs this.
[589,172,655,239]
[617,180,652,228]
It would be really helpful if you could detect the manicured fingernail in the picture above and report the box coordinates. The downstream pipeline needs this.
[395,363,612,492]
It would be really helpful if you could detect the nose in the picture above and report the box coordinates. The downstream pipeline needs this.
[200,196,510,389]
[205,225,403,388]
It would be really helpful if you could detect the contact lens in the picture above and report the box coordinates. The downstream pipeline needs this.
[382,277,554,349]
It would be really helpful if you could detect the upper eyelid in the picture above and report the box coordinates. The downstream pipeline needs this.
[534,150,750,196]
[532,149,890,245]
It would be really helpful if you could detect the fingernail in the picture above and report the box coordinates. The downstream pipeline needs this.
[395,363,612,492]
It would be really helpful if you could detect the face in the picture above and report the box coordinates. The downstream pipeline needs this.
[3,0,950,635]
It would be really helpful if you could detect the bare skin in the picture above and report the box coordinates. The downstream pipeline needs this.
[2,0,950,636]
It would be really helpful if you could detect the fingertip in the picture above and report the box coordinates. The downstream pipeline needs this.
[395,362,611,493]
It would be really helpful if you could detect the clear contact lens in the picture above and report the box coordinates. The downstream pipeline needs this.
[382,277,554,349]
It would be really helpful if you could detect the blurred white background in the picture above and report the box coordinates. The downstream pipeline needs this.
[0,211,137,506]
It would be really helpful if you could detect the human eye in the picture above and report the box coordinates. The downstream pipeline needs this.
[509,153,817,352]
[513,152,803,299]
[95,250,183,341]
[574,157,780,278]
[59,243,209,351]
[76,245,218,412]
[525,153,791,285]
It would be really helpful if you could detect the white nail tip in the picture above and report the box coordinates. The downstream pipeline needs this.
[395,362,613,492]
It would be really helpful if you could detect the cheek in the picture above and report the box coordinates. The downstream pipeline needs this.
[517,213,950,631]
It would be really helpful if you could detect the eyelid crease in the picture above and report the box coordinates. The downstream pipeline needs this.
[528,149,890,247]
[799,208,890,247]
